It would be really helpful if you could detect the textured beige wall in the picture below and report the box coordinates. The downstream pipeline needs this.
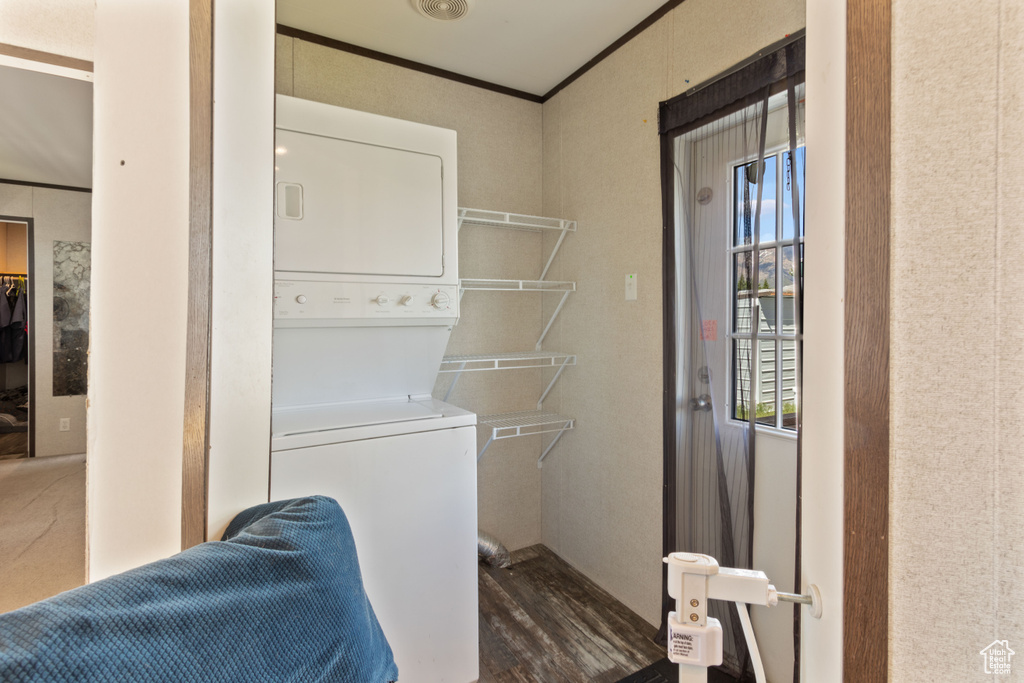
[0,0,94,61]
[277,35,548,550]
[541,0,805,626]
[890,1,1024,680]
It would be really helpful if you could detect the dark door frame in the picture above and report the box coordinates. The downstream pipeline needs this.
[181,0,215,549]
[843,0,890,680]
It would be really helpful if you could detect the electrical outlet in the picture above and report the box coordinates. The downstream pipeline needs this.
[59,417,70,432]
[625,273,637,301]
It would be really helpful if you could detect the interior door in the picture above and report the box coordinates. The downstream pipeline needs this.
[673,90,804,682]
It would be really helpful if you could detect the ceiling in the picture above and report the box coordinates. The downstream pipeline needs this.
[0,0,667,189]
[277,0,671,97]
[0,64,92,189]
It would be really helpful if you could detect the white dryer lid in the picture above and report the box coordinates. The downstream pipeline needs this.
[273,400,442,437]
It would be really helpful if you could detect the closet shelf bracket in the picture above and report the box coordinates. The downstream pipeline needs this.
[476,410,575,466]
[439,352,577,405]
[458,279,575,350]
[457,207,576,282]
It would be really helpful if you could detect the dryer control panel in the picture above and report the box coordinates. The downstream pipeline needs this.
[273,280,459,327]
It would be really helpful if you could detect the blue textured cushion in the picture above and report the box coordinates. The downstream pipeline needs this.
[0,496,398,682]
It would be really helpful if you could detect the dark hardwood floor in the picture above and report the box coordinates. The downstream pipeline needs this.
[478,544,666,683]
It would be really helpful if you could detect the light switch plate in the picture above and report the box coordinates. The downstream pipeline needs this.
[625,273,637,301]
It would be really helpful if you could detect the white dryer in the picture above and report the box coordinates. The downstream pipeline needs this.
[270,95,478,683]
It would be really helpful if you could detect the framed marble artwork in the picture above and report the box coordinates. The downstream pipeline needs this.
[53,241,91,397]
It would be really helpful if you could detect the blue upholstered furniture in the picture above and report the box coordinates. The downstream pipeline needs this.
[0,496,398,682]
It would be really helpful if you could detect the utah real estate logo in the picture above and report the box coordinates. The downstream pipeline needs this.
[980,640,1014,675]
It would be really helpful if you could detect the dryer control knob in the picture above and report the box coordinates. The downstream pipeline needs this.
[400,295,414,306]
[296,295,307,304]
[430,291,451,309]
[374,294,390,306]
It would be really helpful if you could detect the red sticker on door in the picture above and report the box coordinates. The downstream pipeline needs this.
[701,320,718,341]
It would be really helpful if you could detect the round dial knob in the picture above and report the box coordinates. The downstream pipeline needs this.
[295,295,307,304]
[430,291,451,309]
[374,294,390,306]
[399,295,414,306]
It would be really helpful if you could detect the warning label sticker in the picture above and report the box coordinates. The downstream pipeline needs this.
[666,614,721,667]
[670,630,699,662]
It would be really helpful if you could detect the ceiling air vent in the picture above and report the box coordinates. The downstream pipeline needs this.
[412,0,472,21]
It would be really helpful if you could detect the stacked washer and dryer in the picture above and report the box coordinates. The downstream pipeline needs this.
[270,95,479,683]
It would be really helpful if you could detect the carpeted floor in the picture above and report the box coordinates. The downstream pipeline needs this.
[0,453,87,613]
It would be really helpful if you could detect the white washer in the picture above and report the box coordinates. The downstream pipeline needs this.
[271,399,477,683]
[270,96,478,682]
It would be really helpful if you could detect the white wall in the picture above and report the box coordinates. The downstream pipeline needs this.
[752,432,798,683]
[799,1,845,680]
[90,0,277,568]
[88,0,190,579]
[206,0,275,540]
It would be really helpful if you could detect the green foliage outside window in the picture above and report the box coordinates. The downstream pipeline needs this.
[735,401,797,421]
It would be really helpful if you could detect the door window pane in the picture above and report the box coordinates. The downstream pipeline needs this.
[732,338,752,421]
[782,148,805,240]
[781,245,796,334]
[734,252,754,334]
[735,158,777,245]
[756,340,776,426]
[735,165,752,246]
[757,157,777,244]
[781,340,798,429]
[729,149,803,433]
[758,248,776,333]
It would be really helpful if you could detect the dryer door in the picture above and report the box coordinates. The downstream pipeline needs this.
[274,129,444,277]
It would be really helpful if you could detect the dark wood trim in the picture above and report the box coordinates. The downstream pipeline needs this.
[27,220,35,461]
[844,0,891,679]
[182,0,215,550]
[0,43,93,73]
[276,24,544,103]
[542,0,689,102]
[656,131,677,646]
[0,178,91,194]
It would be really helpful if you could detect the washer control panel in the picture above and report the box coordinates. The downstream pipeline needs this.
[274,280,458,324]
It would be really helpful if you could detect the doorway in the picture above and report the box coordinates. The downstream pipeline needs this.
[0,57,93,612]
[676,93,804,681]
[659,34,805,682]
[0,220,30,460]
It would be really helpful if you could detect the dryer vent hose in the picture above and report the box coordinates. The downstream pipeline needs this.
[477,530,511,568]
